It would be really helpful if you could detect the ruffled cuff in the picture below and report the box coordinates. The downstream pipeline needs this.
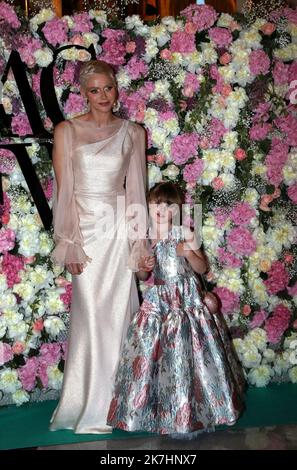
[127,239,150,272]
[51,239,92,267]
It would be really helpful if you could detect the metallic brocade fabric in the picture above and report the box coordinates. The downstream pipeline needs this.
[107,226,245,434]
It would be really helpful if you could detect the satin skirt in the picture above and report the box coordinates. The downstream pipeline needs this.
[50,191,139,434]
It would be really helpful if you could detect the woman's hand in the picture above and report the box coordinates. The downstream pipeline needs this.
[138,255,155,272]
[66,263,84,275]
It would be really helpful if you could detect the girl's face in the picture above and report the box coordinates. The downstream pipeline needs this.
[149,199,177,226]
[82,73,117,114]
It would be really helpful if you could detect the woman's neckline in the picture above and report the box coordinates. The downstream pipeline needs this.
[72,116,124,129]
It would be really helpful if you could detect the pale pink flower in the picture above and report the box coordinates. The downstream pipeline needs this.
[183,159,204,183]
[0,228,15,253]
[160,48,172,60]
[261,22,276,35]
[170,31,196,53]
[11,113,32,136]
[234,148,246,161]
[227,227,257,256]
[230,202,256,226]
[219,52,232,65]
[12,342,25,355]
[212,177,224,190]
[180,4,218,32]
[171,133,200,165]
[126,41,136,53]
[0,1,20,29]
[209,27,233,47]
[0,342,13,366]
[42,18,68,47]
[249,50,270,76]
[250,309,268,329]
[18,357,39,391]
[213,286,240,315]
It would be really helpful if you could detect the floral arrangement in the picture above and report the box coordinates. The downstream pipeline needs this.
[0,2,297,405]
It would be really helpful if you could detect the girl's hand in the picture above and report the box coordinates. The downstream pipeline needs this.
[66,263,84,275]
[176,242,188,258]
[138,255,155,272]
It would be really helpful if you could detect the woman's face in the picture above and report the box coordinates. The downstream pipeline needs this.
[83,73,117,114]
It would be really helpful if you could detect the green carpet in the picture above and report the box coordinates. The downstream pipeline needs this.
[0,383,296,450]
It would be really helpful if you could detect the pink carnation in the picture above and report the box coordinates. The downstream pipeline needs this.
[183,159,204,183]
[17,36,42,68]
[265,138,289,186]
[0,228,15,253]
[42,18,68,47]
[208,118,226,147]
[1,252,24,287]
[171,133,200,165]
[11,113,32,136]
[288,184,297,204]
[60,284,72,311]
[213,286,240,315]
[227,227,257,256]
[183,72,200,97]
[230,202,256,226]
[170,31,196,53]
[217,247,242,268]
[249,123,272,141]
[39,343,61,366]
[265,304,291,344]
[0,342,13,366]
[264,261,289,295]
[18,357,39,391]
[208,27,233,47]
[249,50,270,76]
[250,309,269,329]
[180,4,218,32]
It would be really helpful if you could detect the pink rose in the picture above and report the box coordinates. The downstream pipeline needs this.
[12,341,25,355]
[200,136,209,149]
[212,177,224,190]
[33,319,44,332]
[219,52,232,65]
[261,23,276,35]
[23,256,36,264]
[160,48,172,60]
[242,304,251,316]
[155,154,166,166]
[235,148,247,161]
[126,41,136,53]
[222,84,232,97]
[185,22,197,34]
[284,252,294,264]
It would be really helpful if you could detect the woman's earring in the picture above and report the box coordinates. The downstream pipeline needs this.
[112,100,120,113]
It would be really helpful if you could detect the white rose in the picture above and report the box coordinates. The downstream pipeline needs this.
[44,316,66,338]
[242,350,262,368]
[0,369,22,394]
[33,48,53,68]
[162,164,180,180]
[8,321,29,341]
[12,389,30,406]
[148,165,163,188]
[47,365,64,390]
[248,365,273,387]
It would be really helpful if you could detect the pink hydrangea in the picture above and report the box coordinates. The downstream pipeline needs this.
[250,309,269,329]
[288,184,297,204]
[249,122,272,141]
[265,304,291,344]
[208,118,226,147]
[0,1,20,29]
[252,102,271,123]
[32,70,41,98]
[265,138,289,186]
[39,343,61,366]
[0,342,13,366]
[125,56,148,80]
[60,284,72,311]
[100,29,126,66]
[42,18,68,47]
[72,12,93,33]
[180,4,218,32]
[64,93,86,116]
[171,133,200,165]
[1,252,24,287]
[230,202,256,226]
[213,286,240,315]
[217,247,242,268]
[11,113,32,136]
[61,62,77,85]
[273,60,289,85]
[18,357,39,391]
[274,114,297,147]
[183,159,204,183]
[227,227,257,256]
[0,228,15,253]
[264,261,289,295]
[249,50,270,76]
[208,27,233,47]
[170,31,196,53]
[183,72,200,97]
[17,36,43,68]
[284,7,297,25]
[120,89,147,122]
[159,111,176,121]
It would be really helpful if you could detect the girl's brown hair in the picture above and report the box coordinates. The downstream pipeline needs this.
[148,182,184,207]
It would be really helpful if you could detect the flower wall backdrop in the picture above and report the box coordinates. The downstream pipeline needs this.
[0,2,297,405]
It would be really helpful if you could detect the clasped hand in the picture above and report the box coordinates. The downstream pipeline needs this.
[66,263,84,275]
[138,255,155,272]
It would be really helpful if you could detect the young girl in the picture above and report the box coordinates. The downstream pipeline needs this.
[107,182,245,435]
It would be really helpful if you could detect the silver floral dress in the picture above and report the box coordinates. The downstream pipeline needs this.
[107,226,245,434]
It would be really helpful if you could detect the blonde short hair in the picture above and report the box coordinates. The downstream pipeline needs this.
[79,60,117,89]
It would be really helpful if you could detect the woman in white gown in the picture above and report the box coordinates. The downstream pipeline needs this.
[49,60,148,434]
